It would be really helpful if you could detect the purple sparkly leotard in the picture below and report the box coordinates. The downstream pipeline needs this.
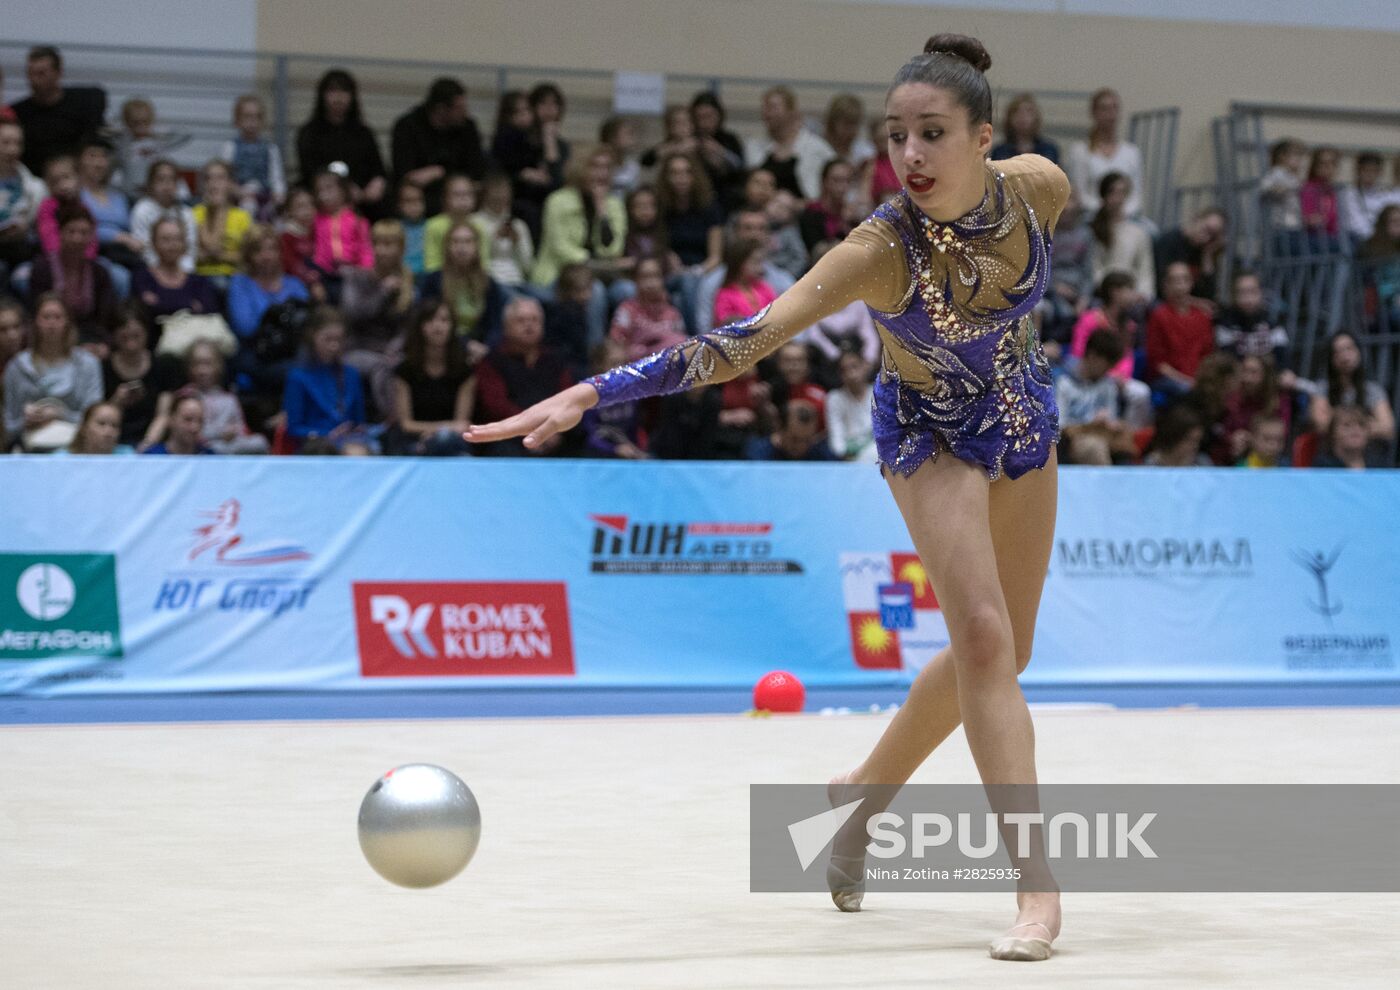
[584,154,1071,481]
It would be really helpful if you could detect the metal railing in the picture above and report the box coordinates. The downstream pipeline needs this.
[1128,107,1179,230]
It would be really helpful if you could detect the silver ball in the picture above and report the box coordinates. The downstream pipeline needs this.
[357,764,481,888]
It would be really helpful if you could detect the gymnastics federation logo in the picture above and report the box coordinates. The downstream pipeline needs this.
[189,499,311,565]
[840,552,947,671]
[588,514,803,575]
[1282,545,1391,671]
[353,581,575,677]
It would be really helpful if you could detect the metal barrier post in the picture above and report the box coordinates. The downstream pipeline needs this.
[273,55,290,168]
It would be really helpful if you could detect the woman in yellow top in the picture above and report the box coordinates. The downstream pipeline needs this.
[470,34,1070,963]
[192,159,252,281]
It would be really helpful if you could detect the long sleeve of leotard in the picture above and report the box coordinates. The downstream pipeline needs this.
[584,221,909,407]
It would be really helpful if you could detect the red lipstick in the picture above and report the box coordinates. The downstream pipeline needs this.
[907,172,935,194]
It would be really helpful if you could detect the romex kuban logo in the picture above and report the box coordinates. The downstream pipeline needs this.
[588,515,804,575]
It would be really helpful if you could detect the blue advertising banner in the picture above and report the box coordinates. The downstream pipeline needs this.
[0,458,1394,696]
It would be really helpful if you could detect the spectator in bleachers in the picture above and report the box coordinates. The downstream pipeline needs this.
[395,180,429,277]
[763,189,809,283]
[825,349,876,462]
[744,398,834,462]
[1182,351,1238,465]
[422,219,506,362]
[110,98,190,202]
[865,117,902,206]
[76,138,142,271]
[103,301,181,449]
[30,203,118,350]
[658,151,724,276]
[770,340,827,430]
[689,93,746,208]
[1237,413,1288,468]
[276,187,325,300]
[580,339,647,459]
[1340,151,1390,246]
[598,117,642,195]
[823,94,876,173]
[544,263,597,379]
[1147,261,1215,401]
[490,90,552,236]
[695,207,796,335]
[1300,146,1341,250]
[0,120,45,274]
[222,95,285,219]
[713,238,776,327]
[796,294,880,381]
[1056,329,1135,466]
[282,306,371,450]
[1313,404,1379,469]
[311,168,374,275]
[3,294,102,452]
[1356,205,1400,331]
[649,385,725,459]
[0,66,13,123]
[1069,271,1151,427]
[391,78,487,216]
[1089,172,1154,300]
[799,159,856,255]
[990,93,1060,166]
[130,159,196,272]
[472,295,573,457]
[12,46,106,175]
[1153,206,1226,302]
[1221,353,1295,465]
[622,186,673,273]
[1308,331,1396,448]
[180,340,267,454]
[423,173,491,273]
[640,105,701,172]
[341,219,417,417]
[226,224,310,340]
[64,401,128,454]
[1038,189,1092,358]
[744,87,836,202]
[1065,88,1143,217]
[1259,138,1306,255]
[608,255,685,362]
[1214,270,1291,378]
[296,70,387,214]
[0,297,26,444]
[132,217,217,332]
[528,83,572,182]
[1142,401,1209,467]
[388,299,474,456]
[35,155,91,259]
[193,160,252,285]
[142,390,211,455]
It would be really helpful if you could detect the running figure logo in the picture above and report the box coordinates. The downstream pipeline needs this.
[189,499,311,566]
[1291,546,1343,621]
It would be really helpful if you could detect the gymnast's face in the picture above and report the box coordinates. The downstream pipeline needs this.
[885,82,992,220]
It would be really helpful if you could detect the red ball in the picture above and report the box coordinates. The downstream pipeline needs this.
[753,670,805,713]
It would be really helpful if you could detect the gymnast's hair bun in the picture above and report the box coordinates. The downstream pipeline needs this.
[923,34,992,74]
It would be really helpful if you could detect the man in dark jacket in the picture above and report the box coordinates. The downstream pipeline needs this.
[11,46,106,173]
[391,78,486,214]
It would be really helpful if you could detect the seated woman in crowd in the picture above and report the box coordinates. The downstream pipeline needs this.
[2,294,103,452]
[799,159,856,255]
[226,224,311,339]
[341,218,418,417]
[657,150,723,278]
[423,173,490,273]
[177,339,267,454]
[1220,353,1296,466]
[103,301,183,449]
[622,186,676,275]
[193,159,252,285]
[312,168,374,280]
[823,94,875,174]
[29,203,119,350]
[1313,404,1381,469]
[490,90,548,232]
[688,93,746,208]
[1089,172,1155,301]
[1308,330,1396,449]
[142,389,212,455]
[388,299,475,456]
[990,93,1060,165]
[1066,88,1144,217]
[295,69,387,214]
[65,400,130,454]
[640,105,701,172]
[129,159,196,271]
[132,217,219,337]
[608,255,686,362]
[422,220,506,363]
[282,306,372,450]
[77,137,143,270]
[474,171,535,289]
[713,238,776,327]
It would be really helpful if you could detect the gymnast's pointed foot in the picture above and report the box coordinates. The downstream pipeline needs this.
[826,773,869,912]
[988,894,1061,961]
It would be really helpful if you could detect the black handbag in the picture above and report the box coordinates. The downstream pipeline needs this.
[253,300,312,363]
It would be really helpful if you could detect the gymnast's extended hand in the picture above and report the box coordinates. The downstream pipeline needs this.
[462,383,599,450]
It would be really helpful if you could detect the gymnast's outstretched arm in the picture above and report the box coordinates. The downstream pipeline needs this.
[464,221,908,449]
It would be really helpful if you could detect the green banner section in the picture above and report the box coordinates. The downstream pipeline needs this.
[0,554,123,659]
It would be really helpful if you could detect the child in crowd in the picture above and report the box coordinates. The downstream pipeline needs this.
[220,94,286,220]
[130,159,197,270]
[545,262,597,378]
[1313,404,1375,469]
[1259,138,1306,255]
[1056,329,1135,464]
[0,120,46,270]
[36,155,93,259]
[1142,402,1210,467]
[282,307,373,451]
[193,159,252,283]
[423,173,490,273]
[824,348,876,462]
[599,117,641,196]
[1213,270,1292,383]
[763,187,809,279]
[1339,151,1391,245]
[608,255,685,362]
[713,238,776,326]
[278,186,325,298]
[1300,146,1341,249]
[623,186,674,272]
[1069,271,1152,426]
[395,181,429,276]
[183,339,268,454]
[1147,261,1215,400]
[110,98,190,200]
[312,168,373,274]
[473,171,534,288]
[1237,413,1288,468]
[579,338,647,458]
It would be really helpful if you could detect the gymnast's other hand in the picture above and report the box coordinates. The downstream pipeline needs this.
[463,382,599,449]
